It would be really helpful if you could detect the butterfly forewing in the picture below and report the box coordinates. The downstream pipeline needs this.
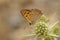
[21,9,32,24]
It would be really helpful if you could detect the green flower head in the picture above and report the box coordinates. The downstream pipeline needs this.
[35,22,48,38]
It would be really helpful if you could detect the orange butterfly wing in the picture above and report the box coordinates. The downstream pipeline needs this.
[20,9,32,24]
[20,9,43,25]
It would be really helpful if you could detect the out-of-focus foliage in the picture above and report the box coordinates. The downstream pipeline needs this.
[52,24,60,36]
[44,36,55,40]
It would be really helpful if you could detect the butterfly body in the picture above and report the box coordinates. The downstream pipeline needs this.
[20,9,43,25]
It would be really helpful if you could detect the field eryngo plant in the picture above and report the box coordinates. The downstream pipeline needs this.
[25,15,60,40]
[35,22,48,38]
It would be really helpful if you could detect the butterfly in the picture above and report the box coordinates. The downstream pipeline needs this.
[20,9,43,25]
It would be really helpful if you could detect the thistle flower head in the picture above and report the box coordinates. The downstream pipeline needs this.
[35,22,48,38]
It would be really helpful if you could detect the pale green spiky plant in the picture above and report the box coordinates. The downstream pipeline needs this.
[24,15,60,40]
